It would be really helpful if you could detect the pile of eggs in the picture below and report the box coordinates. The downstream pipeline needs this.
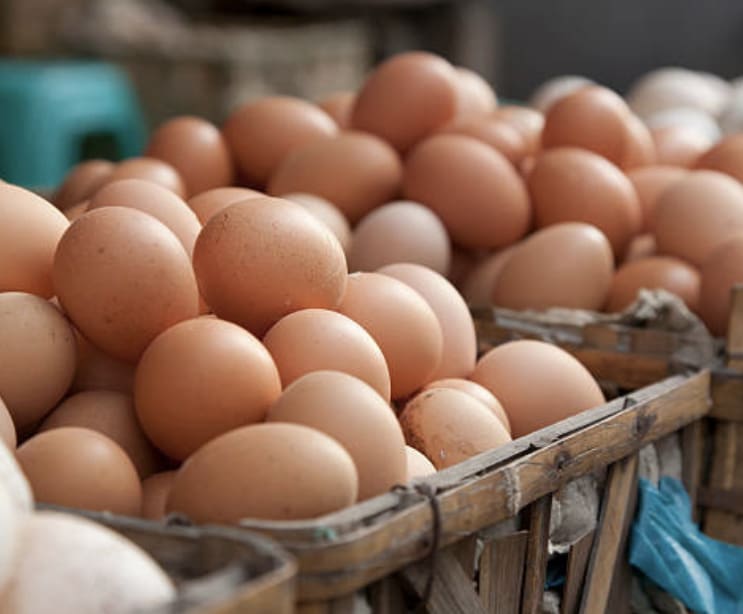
[2,52,743,530]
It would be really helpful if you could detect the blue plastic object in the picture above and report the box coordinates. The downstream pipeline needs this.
[0,60,146,188]
[629,477,743,614]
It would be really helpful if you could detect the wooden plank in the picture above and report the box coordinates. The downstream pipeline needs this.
[560,531,595,614]
[698,487,743,515]
[296,594,356,614]
[479,531,528,614]
[521,497,551,614]
[710,371,743,422]
[704,510,743,546]
[579,454,639,614]
[566,347,670,390]
[368,576,407,614]
[681,420,705,521]
[452,534,479,579]
[725,284,743,370]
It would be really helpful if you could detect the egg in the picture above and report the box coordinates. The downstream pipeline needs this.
[0,293,76,432]
[0,442,33,512]
[605,257,701,313]
[405,446,436,481]
[439,116,528,164]
[399,388,511,469]
[222,96,338,186]
[699,236,743,336]
[0,184,69,298]
[627,165,688,232]
[70,334,135,395]
[623,234,658,264]
[454,67,498,118]
[0,511,174,614]
[39,391,161,478]
[351,52,459,152]
[471,340,605,438]
[653,171,743,267]
[135,317,281,461]
[696,133,743,183]
[0,481,20,595]
[460,247,515,305]
[719,89,743,135]
[621,114,657,169]
[53,160,114,210]
[643,107,721,143]
[193,198,347,335]
[423,378,511,434]
[492,223,614,311]
[166,423,359,523]
[0,397,16,449]
[403,134,531,249]
[349,201,451,275]
[528,147,641,257]
[53,207,200,363]
[262,308,391,401]
[17,427,142,515]
[144,115,235,194]
[87,179,201,255]
[317,91,355,129]
[377,263,476,380]
[268,131,403,223]
[651,125,711,168]
[141,471,177,520]
[447,247,481,288]
[281,193,352,253]
[64,200,90,222]
[187,186,263,224]
[104,158,186,197]
[492,106,546,158]
[529,75,594,113]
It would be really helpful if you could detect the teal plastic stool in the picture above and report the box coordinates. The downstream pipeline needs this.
[0,60,146,189]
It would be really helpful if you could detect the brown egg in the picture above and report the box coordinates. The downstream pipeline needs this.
[193,198,347,335]
[606,257,701,313]
[377,263,476,380]
[651,126,710,168]
[493,223,614,311]
[70,333,135,394]
[141,471,177,520]
[439,116,528,164]
[403,134,531,249]
[16,427,142,515]
[423,378,511,434]
[87,179,201,255]
[263,309,391,401]
[267,371,406,500]
[166,423,358,523]
[0,293,76,432]
[104,158,186,197]
[460,248,515,305]
[623,234,657,264]
[529,76,594,113]
[653,171,743,266]
[281,193,352,254]
[53,207,200,363]
[349,201,451,275]
[39,391,161,478]
[696,133,743,183]
[471,340,605,438]
[64,200,89,222]
[0,184,69,298]
[454,67,498,118]
[699,236,743,336]
[338,272,443,399]
[399,388,511,469]
[492,106,545,156]
[351,52,459,153]
[627,166,688,232]
[541,85,632,166]
[405,446,436,480]
[268,131,403,223]
[135,317,281,461]
[527,147,642,257]
[144,116,235,195]
[621,114,656,169]
[317,91,355,129]
[54,160,114,210]
[187,186,263,224]
[223,96,338,186]
[0,396,16,449]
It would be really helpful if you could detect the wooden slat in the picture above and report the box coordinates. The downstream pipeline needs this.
[521,497,551,614]
[725,284,743,370]
[452,535,479,579]
[579,454,639,614]
[560,531,595,614]
[698,487,743,515]
[710,371,743,422]
[296,594,356,614]
[681,420,705,521]
[368,576,407,614]
[566,347,670,390]
[478,531,528,614]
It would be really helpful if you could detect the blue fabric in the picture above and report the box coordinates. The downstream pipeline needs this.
[629,477,743,614]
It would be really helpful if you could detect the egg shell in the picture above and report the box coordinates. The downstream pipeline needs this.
[627,165,689,232]
[405,446,436,481]
[644,107,721,143]
[621,114,657,169]
[651,126,711,168]
[17,427,142,515]
[268,131,403,223]
[377,263,476,380]
[263,308,391,401]
[351,52,459,153]
[338,272,443,399]
[399,388,511,469]
[453,67,498,118]
[0,511,174,614]
[460,247,515,305]
[104,157,186,197]
[423,378,511,434]
[527,147,642,258]
[39,390,162,478]
[135,317,281,461]
[0,397,15,449]
[281,193,352,254]
[223,96,338,186]
[439,116,527,164]
[317,91,355,129]
[492,223,614,311]
[53,207,200,363]
[70,333,135,395]
[471,340,605,438]
[0,481,20,596]
[529,75,594,113]
[0,293,76,432]
[492,106,545,156]
[653,170,743,267]
[699,236,743,336]
[403,134,531,249]
[145,115,235,195]
[167,423,359,523]
[696,133,743,183]
[0,443,33,512]
[267,371,406,500]
[64,200,90,222]
[349,201,451,275]
[0,184,69,298]
[141,471,177,520]
[187,186,263,224]
[53,160,115,210]
[623,234,658,264]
